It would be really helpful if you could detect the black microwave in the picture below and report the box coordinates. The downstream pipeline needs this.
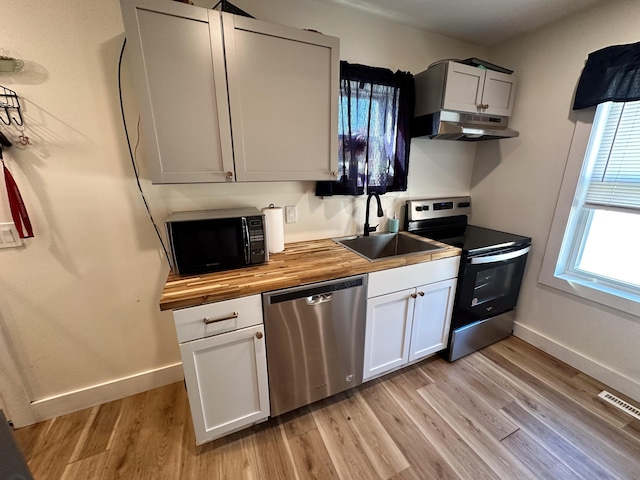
[165,207,268,275]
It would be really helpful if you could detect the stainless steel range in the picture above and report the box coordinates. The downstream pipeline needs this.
[405,196,531,361]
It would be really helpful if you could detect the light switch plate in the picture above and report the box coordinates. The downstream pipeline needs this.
[0,222,23,249]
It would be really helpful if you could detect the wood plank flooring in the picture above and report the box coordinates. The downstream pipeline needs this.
[13,336,640,479]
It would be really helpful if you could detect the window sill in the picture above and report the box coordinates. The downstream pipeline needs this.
[539,272,640,317]
[546,271,640,317]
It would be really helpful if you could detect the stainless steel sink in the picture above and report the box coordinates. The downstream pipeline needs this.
[333,232,446,262]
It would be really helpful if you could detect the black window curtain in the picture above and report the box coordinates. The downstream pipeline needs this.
[573,41,640,110]
[316,62,414,196]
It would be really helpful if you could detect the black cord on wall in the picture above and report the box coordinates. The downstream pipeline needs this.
[118,38,172,267]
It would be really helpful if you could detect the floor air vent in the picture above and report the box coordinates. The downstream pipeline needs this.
[598,391,640,420]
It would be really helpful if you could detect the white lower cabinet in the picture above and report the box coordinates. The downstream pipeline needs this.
[364,288,415,380]
[174,295,269,445]
[408,279,457,362]
[363,257,459,381]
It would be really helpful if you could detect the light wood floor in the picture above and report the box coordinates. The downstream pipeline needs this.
[13,336,640,479]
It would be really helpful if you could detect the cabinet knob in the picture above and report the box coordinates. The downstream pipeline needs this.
[226,171,234,179]
[418,291,425,296]
[332,171,339,177]
[410,293,418,299]
[256,331,263,340]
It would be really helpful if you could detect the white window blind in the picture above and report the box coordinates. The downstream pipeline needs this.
[584,100,640,212]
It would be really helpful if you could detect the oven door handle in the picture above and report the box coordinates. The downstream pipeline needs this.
[470,245,531,265]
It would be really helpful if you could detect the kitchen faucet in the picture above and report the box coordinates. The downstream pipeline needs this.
[363,192,384,236]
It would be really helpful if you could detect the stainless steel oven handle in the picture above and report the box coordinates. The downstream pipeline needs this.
[470,245,531,265]
[242,217,250,264]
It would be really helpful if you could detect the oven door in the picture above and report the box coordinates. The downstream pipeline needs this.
[453,245,530,328]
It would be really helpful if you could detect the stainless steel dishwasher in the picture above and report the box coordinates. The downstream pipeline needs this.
[262,274,367,416]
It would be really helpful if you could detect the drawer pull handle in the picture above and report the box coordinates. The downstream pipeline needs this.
[203,312,239,324]
[256,331,263,340]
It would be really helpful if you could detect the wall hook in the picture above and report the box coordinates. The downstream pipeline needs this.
[0,85,24,127]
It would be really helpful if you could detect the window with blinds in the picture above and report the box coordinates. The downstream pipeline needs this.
[584,100,640,212]
[554,100,640,302]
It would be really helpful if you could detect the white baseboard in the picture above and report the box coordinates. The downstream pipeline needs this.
[513,323,640,403]
[29,362,184,423]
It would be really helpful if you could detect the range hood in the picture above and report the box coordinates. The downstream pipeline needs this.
[412,110,519,141]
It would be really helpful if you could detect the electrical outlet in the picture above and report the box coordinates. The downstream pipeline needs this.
[0,222,23,249]
[285,205,297,224]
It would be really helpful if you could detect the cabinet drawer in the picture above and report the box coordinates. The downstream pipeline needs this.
[173,294,263,344]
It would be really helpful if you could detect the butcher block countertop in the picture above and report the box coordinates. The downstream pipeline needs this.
[159,234,461,311]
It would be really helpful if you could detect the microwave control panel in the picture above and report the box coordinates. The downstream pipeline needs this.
[248,216,266,262]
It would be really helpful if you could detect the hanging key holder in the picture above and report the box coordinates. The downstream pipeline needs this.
[15,123,31,146]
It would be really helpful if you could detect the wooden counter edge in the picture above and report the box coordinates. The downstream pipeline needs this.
[159,236,461,311]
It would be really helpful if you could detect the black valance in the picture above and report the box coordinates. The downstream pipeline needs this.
[573,41,640,110]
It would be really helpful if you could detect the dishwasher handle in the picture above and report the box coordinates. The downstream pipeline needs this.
[306,293,333,306]
[265,275,366,305]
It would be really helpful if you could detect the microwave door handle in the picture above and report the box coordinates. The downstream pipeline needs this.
[470,245,531,265]
[242,217,250,264]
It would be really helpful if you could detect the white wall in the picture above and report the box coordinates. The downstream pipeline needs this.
[0,0,486,425]
[473,0,640,400]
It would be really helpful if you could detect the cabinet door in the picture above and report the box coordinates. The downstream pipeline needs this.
[180,324,269,445]
[363,289,415,381]
[123,0,235,183]
[223,14,339,182]
[409,279,456,362]
[481,70,517,116]
[442,62,484,114]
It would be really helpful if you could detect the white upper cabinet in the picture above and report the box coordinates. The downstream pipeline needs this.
[121,0,234,183]
[416,60,516,117]
[119,0,339,184]
[223,15,339,182]
[442,61,516,116]
[480,69,517,116]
